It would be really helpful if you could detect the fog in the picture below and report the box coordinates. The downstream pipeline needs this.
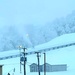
[0,0,75,51]
[0,0,75,27]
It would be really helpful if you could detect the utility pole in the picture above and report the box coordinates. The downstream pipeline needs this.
[19,46,27,75]
[44,53,46,75]
[36,52,41,75]
[23,48,27,75]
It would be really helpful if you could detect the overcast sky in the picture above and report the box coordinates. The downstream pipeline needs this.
[0,0,75,26]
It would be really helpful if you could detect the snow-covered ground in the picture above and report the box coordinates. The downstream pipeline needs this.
[0,33,75,75]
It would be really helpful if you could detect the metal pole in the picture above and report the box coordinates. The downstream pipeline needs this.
[36,52,40,75]
[23,48,26,75]
[19,49,22,73]
[44,53,46,75]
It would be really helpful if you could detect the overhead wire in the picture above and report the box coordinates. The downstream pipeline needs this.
[0,42,75,60]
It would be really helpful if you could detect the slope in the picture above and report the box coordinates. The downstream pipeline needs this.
[0,33,75,75]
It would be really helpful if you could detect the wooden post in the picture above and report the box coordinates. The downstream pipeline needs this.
[0,65,3,75]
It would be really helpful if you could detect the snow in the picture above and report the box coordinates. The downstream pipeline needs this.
[0,33,75,75]
[34,33,75,50]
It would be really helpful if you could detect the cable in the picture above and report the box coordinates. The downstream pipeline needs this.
[3,63,20,66]
[4,68,15,75]
[0,42,75,60]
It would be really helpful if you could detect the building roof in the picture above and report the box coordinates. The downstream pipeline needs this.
[30,63,37,66]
